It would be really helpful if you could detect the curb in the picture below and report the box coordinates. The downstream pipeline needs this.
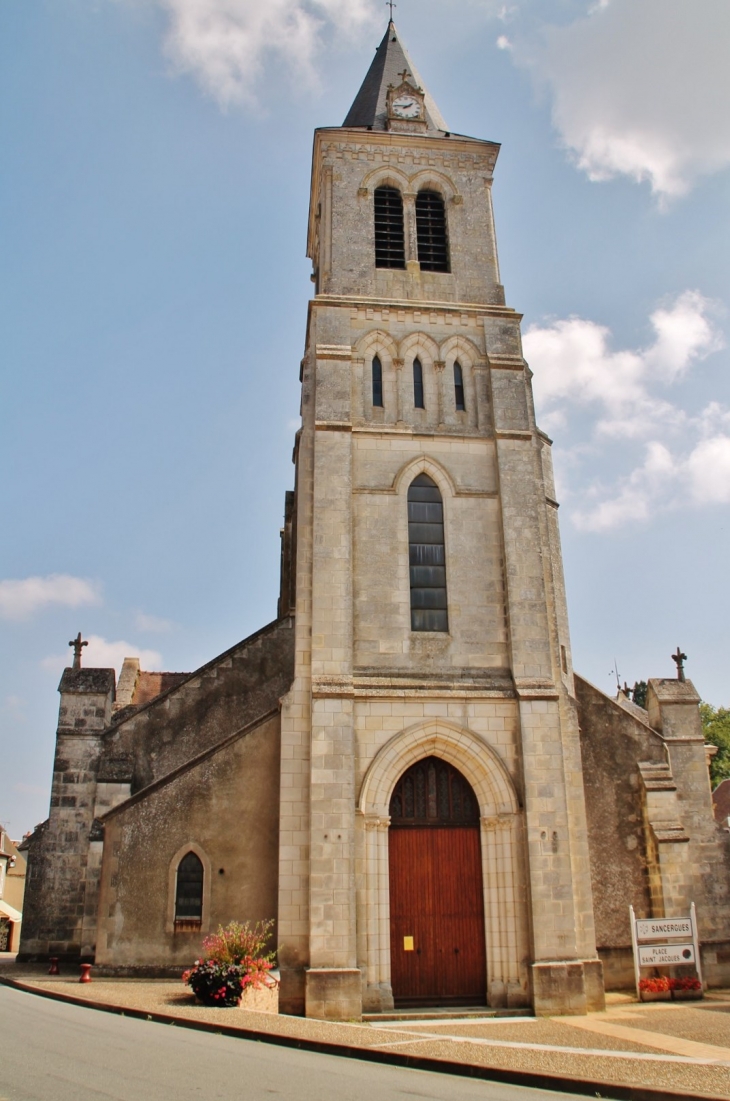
[0,976,719,1101]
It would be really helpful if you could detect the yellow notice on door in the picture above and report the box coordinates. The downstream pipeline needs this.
[403,936,414,951]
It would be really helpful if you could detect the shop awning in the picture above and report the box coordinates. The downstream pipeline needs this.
[0,900,22,922]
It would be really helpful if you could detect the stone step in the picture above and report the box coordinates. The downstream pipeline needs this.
[363,1006,531,1022]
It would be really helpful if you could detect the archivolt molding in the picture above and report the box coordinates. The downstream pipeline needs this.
[398,331,440,365]
[359,165,411,194]
[391,455,457,498]
[358,719,519,820]
[439,334,485,368]
[354,329,399,362]
[408,169,460,202]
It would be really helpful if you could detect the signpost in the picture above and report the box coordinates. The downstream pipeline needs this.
[629,902,702,999]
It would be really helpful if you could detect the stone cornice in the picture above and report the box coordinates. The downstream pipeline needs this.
[310,294,522,321]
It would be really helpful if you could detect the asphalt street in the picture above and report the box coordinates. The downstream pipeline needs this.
[0,985,594,1101]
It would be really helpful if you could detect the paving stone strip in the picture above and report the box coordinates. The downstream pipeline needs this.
[554,1018,730,1063]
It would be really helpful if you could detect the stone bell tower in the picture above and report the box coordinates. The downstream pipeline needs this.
[277,21,604,1019]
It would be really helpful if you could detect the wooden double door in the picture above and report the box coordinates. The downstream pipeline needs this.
[388,758,487,1006]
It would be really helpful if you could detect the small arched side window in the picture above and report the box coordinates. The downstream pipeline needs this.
[413,358,425,409]
[175,851,203,922]
[372,356,384,407]
[374,186,406,269]
[416,190,449,273]
[408,474,448,633]
[454,362,466,411]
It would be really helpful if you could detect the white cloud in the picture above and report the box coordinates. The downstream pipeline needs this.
[526,291,728,531]
[0,575,101,622]
[135,611,175,633]
[687,436,730,506]
[573,434,730,532]
[42,635,163,678]
[151,0,379,108]
[526,290,723,439]
[519,0,730,199]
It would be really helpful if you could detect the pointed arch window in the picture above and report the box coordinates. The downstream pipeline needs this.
[454,362,466,411]
[374,186,406,269]
[372,356,384,407]
[408,474,448,633]
[175,851,203,922]
[413,358,425,409]
[416,190,449,272]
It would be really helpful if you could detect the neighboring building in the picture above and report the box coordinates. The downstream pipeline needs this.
[0,827,26,953]
[19,21,730,1018]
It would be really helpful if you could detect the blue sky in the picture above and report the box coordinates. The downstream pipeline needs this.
[1,0,729,837]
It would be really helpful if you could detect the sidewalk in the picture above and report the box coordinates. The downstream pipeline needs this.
[2,963,729,1101]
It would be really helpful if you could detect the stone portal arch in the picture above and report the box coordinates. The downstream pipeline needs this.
[359,720,518,820]
[357,720,528,1011]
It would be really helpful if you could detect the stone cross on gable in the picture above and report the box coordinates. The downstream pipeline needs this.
[399,69,411,85]
[672,646,687,682]
[69,632,88,670]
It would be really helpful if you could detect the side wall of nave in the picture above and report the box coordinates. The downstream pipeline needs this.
[95,711,282,970]
[577,675,730,990]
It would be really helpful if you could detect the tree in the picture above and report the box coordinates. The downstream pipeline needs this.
[701,703,730,787]
[631,681,648,709]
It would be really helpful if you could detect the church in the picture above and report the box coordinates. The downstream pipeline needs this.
[19,21,730,1020]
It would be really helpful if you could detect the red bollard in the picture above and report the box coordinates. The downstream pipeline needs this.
[48,957,60,976]
[79,963,92,984]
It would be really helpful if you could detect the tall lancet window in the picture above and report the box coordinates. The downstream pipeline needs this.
[372,356,384,407]
[413,358,425,408]
[454,362,466,411]
[408,474,448,633]
[175,851,203,923]
[374,186,406,269]
[416,190,449,272]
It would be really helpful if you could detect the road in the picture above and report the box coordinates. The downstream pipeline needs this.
[0,984,590,1101]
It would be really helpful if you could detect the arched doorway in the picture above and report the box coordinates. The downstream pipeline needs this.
[388,756,487,1006]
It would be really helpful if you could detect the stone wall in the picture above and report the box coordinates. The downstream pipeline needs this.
[576,675,664,957]
[20,618,295,962]
[576,674,730,990]
[18,670,115,960]
[105,617,295,794]
[95,711,281,970]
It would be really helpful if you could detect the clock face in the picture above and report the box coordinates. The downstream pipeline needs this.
[392,95,420,120]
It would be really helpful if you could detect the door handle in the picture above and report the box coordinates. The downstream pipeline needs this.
[454,947,460,955]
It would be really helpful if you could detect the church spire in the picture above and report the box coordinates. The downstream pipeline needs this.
[342,21,448,133]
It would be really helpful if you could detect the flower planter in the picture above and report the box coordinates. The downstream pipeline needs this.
[240,978,279,1014]
[672,988,703,1001]
[640,989,671,1001]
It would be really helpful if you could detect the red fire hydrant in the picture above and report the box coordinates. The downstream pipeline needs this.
[79,963,92,984]
[48,958,60,976]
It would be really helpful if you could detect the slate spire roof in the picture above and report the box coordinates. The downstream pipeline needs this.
[343,21,448,133]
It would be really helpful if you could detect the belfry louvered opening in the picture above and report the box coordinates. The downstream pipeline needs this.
[408,473,448,633]
[416,190,449,272]
[374,186,406,269]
